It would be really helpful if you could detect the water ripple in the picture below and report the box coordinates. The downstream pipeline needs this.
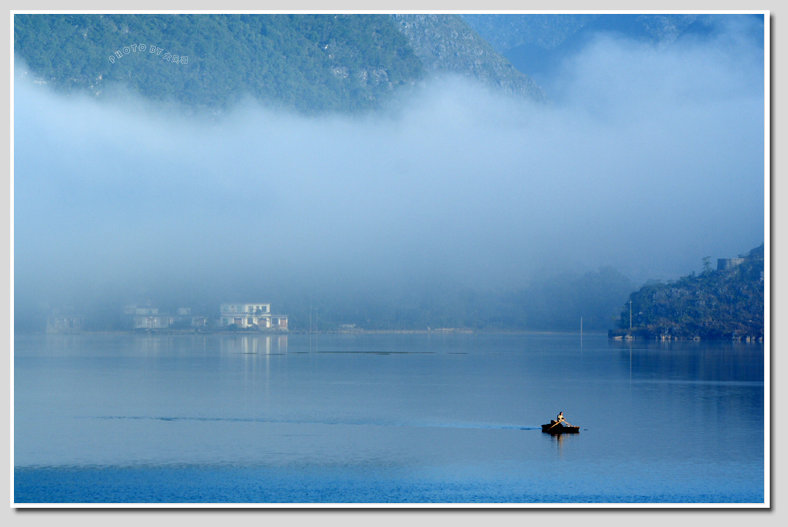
[88,415,540,431]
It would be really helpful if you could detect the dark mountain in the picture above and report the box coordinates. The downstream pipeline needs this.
[612,245,764,340]
[14,13,539,113]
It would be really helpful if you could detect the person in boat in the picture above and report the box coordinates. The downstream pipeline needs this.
[556,411,565,423]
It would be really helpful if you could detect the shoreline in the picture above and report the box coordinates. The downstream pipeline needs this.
[18,328,609,337]
[607,329,764,343]
[16,328,764,342]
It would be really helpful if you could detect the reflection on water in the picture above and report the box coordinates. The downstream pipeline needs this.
[219,335,288,356]
[547,429,582,457]
[608,338,763,384]
[32,333,289,358]
[14,332,764,503]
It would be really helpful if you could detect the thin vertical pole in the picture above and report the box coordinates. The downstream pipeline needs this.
[629,300,633,330]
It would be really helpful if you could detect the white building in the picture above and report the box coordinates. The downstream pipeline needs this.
[219,303,288,331]
[46,315,83,334]
[133,314,174,330]
[124,305,173,330]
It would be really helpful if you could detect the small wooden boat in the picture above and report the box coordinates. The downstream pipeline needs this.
[541,420,580,434]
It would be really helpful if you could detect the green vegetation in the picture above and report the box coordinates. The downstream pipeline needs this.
[14,13,540,114]
[613,245,764,340]
[14,14,425,113]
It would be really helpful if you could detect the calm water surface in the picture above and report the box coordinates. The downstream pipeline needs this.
[14,332,764,503]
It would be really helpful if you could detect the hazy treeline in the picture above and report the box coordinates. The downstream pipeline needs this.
[15,266,634,333]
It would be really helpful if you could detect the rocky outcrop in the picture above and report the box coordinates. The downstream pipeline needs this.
[391,14,543,100]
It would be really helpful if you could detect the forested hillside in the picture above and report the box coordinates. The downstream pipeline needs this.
[15,14,424,112]
[613,245,764,340]
[14,13,538,113]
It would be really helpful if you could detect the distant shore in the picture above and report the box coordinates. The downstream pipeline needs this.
[607,328,763,343]
[21,326,764,341]
[21,328,608,337]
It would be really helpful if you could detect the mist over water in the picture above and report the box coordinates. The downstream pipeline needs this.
[13,16,764,326]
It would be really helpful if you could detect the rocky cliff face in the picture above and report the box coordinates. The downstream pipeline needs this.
[391,14,543,100]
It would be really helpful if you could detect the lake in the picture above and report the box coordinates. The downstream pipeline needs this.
[13,332,765,504]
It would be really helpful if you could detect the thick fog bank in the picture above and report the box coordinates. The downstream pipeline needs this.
[13,18,764,328]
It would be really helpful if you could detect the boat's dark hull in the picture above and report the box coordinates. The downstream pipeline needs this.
[541,422,580,434]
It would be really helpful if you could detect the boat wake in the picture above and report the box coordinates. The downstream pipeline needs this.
[90,415,540,431]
